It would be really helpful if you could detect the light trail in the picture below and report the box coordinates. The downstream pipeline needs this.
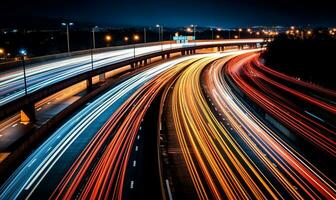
[49,58,199,200]
[170,50,284,199]
[226,53,336,157]
[0,54,211,200]
[0,39,263,106]
[203,56,336,199]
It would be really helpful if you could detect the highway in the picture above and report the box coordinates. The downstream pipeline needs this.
[2,48,334,200]
[203,56,336,199]
[226,53,336,157]
[0,39,263,107]
[168,51,336,199]
[0,53,223,199]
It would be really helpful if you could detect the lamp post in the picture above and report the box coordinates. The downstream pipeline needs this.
[0,48,4,60]
[133,34,140,58]
[156,24,161,41]
[61,22,74,54]
[191,24,197,39]
[92,26,98,49]
[156,24,163,51]
[210,28,214,40]
[238,28,242,38]
[20,49,28,95]
[105,35,112,47]
[144,28,147,43]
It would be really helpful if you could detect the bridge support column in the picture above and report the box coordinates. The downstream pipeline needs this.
[181,51,185,55]
[192,49,196,54]
[217,46,221,52]
[166,53,170,58]
[143,59,147,65]
[86,78,93,90]
[99,73,106,82]
[21,104,36,124]
[161,54,166,59]
[221,46,225,51]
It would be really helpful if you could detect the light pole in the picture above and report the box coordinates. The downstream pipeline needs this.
[238,28,242,38]
[210,28,214,40]
[191,24,197,39]
[156,24,163,51]
[0,48,4,59]
[20,49,28,95]
[133,34,140,58]
[92,26,98,49]
[156,24,161,42]
[61,22,74,54]
[144,28,147,43]
[105,35,112,47]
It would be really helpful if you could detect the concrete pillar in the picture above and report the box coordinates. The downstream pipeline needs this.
[166,53,170,58]
[86,78,93,90]
[99,73,106,82]
[21,104,36,124]
[162,54,165,59]
[217,46,221,51]
[144,59,147,65]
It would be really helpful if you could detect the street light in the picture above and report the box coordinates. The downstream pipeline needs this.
[133,34,140,42]
[92,26,98,49]
[133,35,140,58]
[61,22,74,54]
[238,28,242,38]
[0,48,4,59]
[156,24,164,50]
[105,34,112,47]
[191,24,197,39]
[210,28,214,40]
[19,49,28,95]
[124,36,129,42]
[156,24,162,41]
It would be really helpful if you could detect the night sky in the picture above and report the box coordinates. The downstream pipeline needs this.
[1,0,336,27]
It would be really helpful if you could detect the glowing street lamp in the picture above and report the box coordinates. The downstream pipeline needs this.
[61,22,74,54]
[191,24,197,39]
[124,36,129,42]
[105,35,112,47]
[92,26,98,49]
[133,34,140,42]
[132,35,140,58]
[238,28,242,38]
[216,35,220,39]
[156,24,163,41]
[19,49,28,95]
[0,48,4,58]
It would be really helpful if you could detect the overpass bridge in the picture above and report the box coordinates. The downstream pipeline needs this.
[0,39,266,122]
